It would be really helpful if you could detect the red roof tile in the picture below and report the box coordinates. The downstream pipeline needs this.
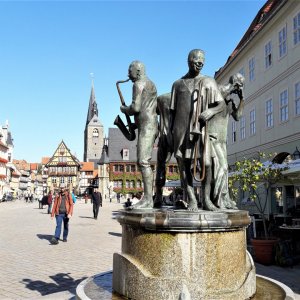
[80,162,94,171]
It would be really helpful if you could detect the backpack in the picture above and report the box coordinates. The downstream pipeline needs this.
[72,193,77,204]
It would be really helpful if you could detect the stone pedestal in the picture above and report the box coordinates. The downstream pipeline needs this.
[113,209,256,300]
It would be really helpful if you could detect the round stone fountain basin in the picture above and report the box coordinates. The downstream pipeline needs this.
[76,271,295,300]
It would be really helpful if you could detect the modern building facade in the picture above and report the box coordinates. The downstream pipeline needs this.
[215,0,300,218]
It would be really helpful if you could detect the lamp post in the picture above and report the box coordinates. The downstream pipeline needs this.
[293,147,300,160]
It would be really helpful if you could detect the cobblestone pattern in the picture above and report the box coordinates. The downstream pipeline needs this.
[0,199,122,299]
[0,200,299,299]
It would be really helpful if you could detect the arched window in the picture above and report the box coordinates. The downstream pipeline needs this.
[92,128,99,137]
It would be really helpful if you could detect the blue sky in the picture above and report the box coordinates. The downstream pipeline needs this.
[0,0,265,162]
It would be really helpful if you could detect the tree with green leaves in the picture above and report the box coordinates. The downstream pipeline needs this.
[229,152,289,239]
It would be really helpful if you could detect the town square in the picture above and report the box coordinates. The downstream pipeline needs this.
[1,0,300,299]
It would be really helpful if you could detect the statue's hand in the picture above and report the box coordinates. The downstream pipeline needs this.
[120,105,127,113]
[199,110,213,122]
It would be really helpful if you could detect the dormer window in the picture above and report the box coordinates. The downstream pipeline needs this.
[122,148,129,161]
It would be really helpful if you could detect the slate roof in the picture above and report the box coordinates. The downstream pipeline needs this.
[108,127,176,164]
[98,145,109,165]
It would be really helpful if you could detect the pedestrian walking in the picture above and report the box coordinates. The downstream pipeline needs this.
[47,191,53,214]
[50,184,73,245]
[71,189,77,204]
[91,188,102,220]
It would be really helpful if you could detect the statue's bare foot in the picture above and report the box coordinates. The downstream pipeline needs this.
[203,200,219,211]
[225,199,238,209]
[130,197,153,210]
[187,199,199,212]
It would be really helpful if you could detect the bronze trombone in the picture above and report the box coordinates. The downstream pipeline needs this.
[114,79,137,141]
[193,83,208,182]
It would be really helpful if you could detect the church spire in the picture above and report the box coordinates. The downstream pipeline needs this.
[86,73,98,125]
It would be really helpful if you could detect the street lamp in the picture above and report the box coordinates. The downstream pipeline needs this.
[293,147,300,160]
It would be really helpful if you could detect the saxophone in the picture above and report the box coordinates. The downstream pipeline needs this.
[114,79,137,141]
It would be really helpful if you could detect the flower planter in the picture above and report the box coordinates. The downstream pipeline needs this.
[251,238,279,265]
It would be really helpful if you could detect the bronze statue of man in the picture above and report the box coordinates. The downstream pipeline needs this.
[154,92,173,208]
[120,61,158,209]
[170,49,225,211]
[192,73,245,211]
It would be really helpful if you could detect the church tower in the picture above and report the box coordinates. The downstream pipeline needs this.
[83,79,104,162]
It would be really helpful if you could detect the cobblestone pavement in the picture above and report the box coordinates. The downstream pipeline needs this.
[0,199,299,299]
[0,199,123,299]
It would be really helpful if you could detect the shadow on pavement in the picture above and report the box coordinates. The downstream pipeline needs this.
[78,216,94,219]
[36,234,53,241]
[108,232,122,237]
[22,272,87,296]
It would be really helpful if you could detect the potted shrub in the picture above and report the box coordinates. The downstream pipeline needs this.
[229,152,289,265]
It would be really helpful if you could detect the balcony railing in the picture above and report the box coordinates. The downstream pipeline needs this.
[48,172,77,176]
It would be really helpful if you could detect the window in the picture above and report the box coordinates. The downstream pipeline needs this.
[118,180,123,188]
[136,180,141,188]
[280,89,288,122]
[250,109,256,136]
[231,121,237,143]
[265,99,273,128]
[265,41,272,68]
[126,180,130,188]
[68,177,72,184]
[130,180,134,188]
[240,116,246,140]
[126,165,130,172]
[249,57,255,82]
[92,128,99,137]
[293,12,300,45]
[122,148,129,161]
[52,177,57,183]
[113,181,118,188]
[169,166,174,173]
[238,67,245,77]
[295,82,300,116]
[114,164,124,172]
[279,26,287,57]
[60,177,65,184]
[131,164,136,172]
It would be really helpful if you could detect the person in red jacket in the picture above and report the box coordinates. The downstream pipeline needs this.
[50,184,73,245]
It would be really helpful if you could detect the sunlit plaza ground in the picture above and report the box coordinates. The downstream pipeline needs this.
[0,199,299,299]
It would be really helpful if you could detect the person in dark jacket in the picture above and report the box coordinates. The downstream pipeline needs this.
[91,188,102,220]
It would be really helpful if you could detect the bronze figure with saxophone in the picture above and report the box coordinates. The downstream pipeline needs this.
[114,79,137,141]
[117,60,158,209]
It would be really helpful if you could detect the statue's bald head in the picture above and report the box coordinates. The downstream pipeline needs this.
[187,49,205,76]
[128,61,146,82]
[188,49,205,64]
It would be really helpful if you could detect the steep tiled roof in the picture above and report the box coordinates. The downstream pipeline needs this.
[215,0,287,78]
[80,162,95,171]
[13,159,30,171]
[30,163,39,171]
[42,157,50,165]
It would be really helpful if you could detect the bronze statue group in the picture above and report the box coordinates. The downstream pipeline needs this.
[117,49,244,212]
